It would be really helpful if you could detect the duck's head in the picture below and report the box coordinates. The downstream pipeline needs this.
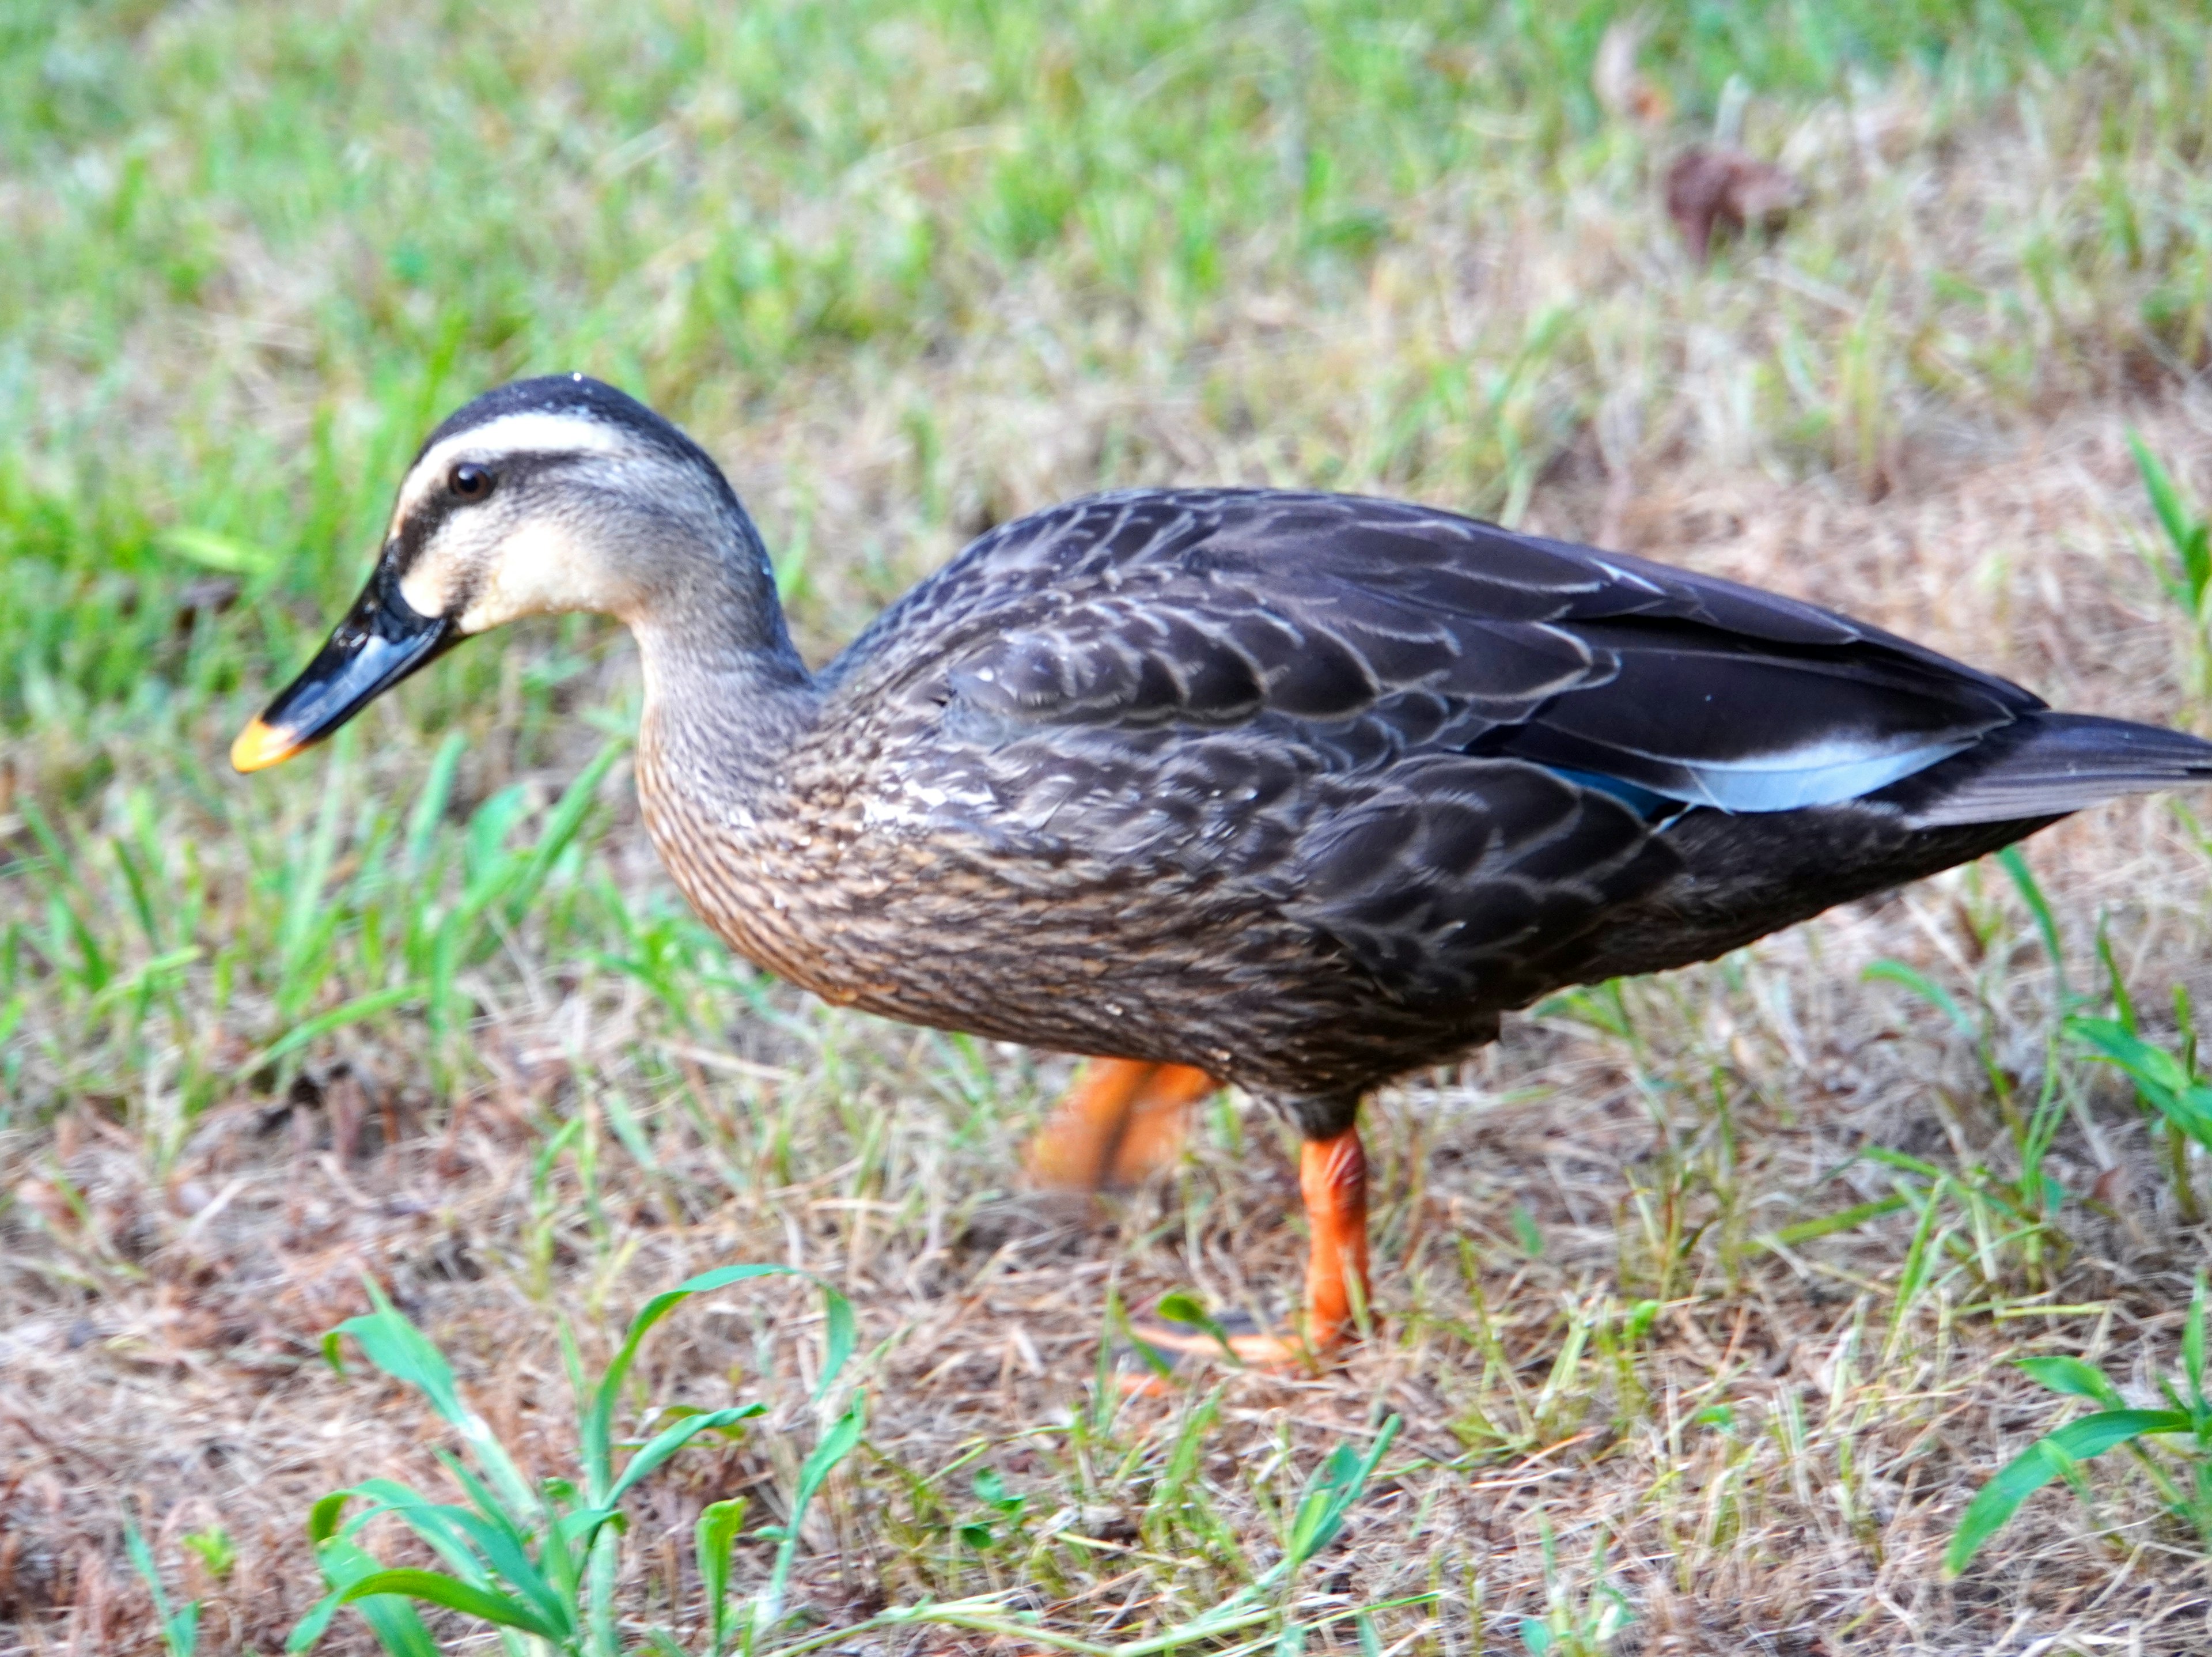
[232,373,782,773]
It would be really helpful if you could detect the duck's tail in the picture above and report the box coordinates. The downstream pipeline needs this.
[1891,711,2212,828]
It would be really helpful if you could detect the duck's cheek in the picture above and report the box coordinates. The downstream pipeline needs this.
[398,558,459,622]
[451,520,615,633]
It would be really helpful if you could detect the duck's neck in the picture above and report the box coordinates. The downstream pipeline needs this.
[629,496,823,800]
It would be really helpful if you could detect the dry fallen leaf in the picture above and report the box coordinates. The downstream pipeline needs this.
[1665,145,1808,262]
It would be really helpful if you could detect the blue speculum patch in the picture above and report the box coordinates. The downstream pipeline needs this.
[1547,736,1970,824]
[1543,766,1679,821]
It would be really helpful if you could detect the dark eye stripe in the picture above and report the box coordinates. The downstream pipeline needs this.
[390,451,575,573]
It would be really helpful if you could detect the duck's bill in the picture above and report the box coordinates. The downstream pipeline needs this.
[230,563,457,773]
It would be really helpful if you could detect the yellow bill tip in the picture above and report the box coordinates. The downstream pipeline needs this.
[230,717,303,774]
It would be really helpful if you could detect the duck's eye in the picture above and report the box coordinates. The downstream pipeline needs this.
[448,463,494,501]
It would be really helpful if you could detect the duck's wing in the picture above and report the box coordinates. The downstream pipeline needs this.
[834,489,2047,1002]
[853,487,2040,805]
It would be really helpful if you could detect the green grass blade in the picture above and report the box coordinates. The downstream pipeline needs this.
[284,1588,347,1655]
[123,1509,196,1657]
[291,1539,441,1656]
[2069,1017,2191,1092]
[333,1569,563,1638]
[502,736,624,923]
[1888,1182,1946,1329]
[441,1506,570,1635]
[1151,1381,1222,1525]
[791,1402,866,1525]
[1946,1409,2195,1575]
[1862,1145,1944,1181]
[403,733,467,876]
[310,1489,531,1656]
[1863,959,1975,1035]
[418,1459,525,1543]
[1996,846,2066,997]
[2130,430,2211,606]
[761,1399,866,1633]
[556,1503,622,1549]
[162,525,277,576]
[1154,1292,1243,1364]
[111,835,164,951]
[1355,1609,1382,1657]
[698,1497,748,1656]
[1234,1414,1404,1603]
[2016,1356,2124,1409]
[342,1478,499,1584]
[2187,1275,2209,1416]
[463,785,533,895]
[2070,1017,2212,1150]
[2095,924,2139,1032]
[306,1493,353,1547]
[121,1510,171,1621]
[608,1403,764,1503]
[252,982,425,1070]
[325,1286,467,1424]
[276,760,346,1005]
[326,1281,539,1520]
[1291,1428,1386,1567]
[16,800,85,901]
[1769,1194,1910,1247]
[585,1263,854,1503]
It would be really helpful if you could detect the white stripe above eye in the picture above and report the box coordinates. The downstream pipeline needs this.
[394,408,635,525]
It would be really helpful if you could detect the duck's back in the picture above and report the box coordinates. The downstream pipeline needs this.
[773,489,2207,1099]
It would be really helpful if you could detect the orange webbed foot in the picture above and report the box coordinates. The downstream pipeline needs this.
[1116,1123,1373,1391]
[1121,1307,1333,1371]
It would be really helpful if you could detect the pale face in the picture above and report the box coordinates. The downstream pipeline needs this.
[232,376,755,774]
[387,407,659,633]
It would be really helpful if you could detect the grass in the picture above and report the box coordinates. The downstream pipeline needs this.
[1945,1273,2212,1576]
[290,1270,1410,1656]
[292,1266,862,1656]
[6,0,2212,1651]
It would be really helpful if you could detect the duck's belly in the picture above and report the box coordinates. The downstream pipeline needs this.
[637,767,1492,1099]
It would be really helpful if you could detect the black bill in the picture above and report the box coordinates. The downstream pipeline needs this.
[231,558,457,772]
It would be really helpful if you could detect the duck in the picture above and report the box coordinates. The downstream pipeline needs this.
[233,373,2212,1367]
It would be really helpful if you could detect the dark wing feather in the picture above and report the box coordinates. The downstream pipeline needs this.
[844,490,2036,789]
[827,489,2045,1002]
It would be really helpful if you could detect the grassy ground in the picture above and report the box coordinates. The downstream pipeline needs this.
[6,0,2212,1650]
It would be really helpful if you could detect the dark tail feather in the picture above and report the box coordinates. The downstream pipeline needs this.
[1891,712,2212,828]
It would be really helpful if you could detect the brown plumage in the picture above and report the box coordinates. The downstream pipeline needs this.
[234,374,2212,1366]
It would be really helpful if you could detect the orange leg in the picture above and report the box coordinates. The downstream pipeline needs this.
[1027,1058,1215,1190]
[1298,1123,1372,1348]
[1110,1065,1217,1186]
[1127,1122,1372,1373]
